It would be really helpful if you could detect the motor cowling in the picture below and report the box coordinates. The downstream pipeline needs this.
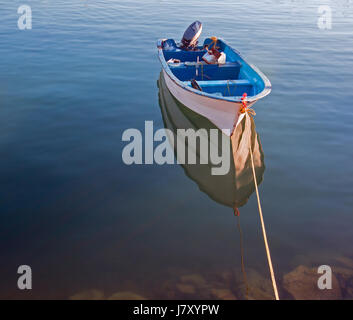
[180,21,202,50]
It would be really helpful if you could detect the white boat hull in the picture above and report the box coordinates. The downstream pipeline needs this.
[162,70,254,136]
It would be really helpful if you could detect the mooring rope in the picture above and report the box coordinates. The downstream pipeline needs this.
[236,215,249,299]
[248,128,279,300]
[239,95,280,300]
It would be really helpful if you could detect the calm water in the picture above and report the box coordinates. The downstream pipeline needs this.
[0,0,353,299]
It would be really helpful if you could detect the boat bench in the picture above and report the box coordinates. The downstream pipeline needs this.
[169,62,242,81]
[184,79,254,97]
[163,50,207,62]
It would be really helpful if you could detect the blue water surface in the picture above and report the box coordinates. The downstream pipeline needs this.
[0,0,352,299]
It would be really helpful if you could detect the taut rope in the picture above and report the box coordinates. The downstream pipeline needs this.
[240,94,280,300]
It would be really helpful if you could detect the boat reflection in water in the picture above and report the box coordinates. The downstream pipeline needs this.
[158,72,265,212]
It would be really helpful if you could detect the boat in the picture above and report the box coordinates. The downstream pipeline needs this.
[157,21,271,136]
[158,72,265,210]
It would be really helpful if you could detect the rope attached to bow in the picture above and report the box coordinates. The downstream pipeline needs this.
[239,93,256,116]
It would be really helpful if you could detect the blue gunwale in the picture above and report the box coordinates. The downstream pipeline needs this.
[158,38,271,103]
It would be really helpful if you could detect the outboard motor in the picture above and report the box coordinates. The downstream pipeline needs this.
[180,21,202,50]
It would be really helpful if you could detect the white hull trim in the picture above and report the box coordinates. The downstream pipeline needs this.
[163,70,254,136]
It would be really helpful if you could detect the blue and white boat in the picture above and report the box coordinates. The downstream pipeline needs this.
[158,71,265,210]
[157,21,271,136]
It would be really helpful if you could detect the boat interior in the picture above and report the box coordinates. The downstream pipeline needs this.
[162,38,264,98]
